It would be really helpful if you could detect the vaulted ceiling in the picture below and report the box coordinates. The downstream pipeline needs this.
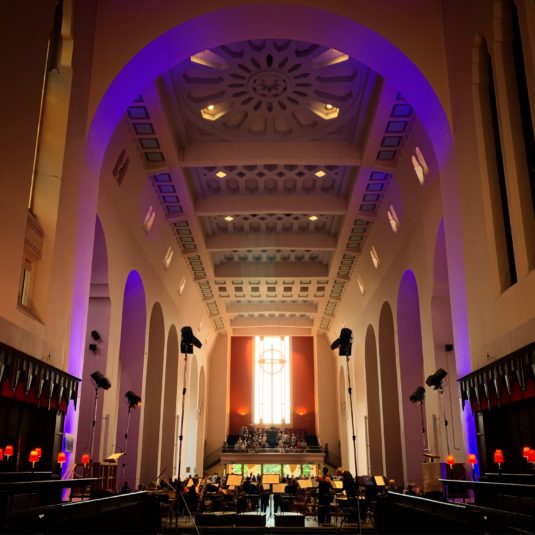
[122,38,415,336]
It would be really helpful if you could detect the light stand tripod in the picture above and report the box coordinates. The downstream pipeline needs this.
[344,354,362,535]
[88,371,111,463]
[121,390,141,493]
[177,349,190,480]
[88,384,100,462]
[177,326,202,480]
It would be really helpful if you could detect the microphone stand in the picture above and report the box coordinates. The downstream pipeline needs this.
[345,354,362,535]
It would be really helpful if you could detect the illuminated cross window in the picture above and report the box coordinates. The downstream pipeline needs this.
[254,336,290,425]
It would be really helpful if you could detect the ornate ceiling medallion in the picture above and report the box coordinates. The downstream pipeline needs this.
[174,39,367,141]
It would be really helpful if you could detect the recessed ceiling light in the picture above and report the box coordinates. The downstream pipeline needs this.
[207,104,215,111]
[325,104,334,110]
[315,169,326,178]
[216,170,226,179]
[308,215,318,221]
[224,215,234,222]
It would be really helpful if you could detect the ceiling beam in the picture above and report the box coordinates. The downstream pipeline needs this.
[205,232,337,251]
[181,141,362,167]
[230,316,313,328]
[231,326,313,337]
[196,195,347,216]
[214,262,329,278]
[227,302,317,314]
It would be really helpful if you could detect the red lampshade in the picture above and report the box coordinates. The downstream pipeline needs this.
[494,449,504,464]
[523,446,531,459]
[57,451,67,464]
[29,450,39,463]
[35,447,42,458]
[527,450,535,463]
[5,445,14,457]
[0,448,3,461]
[467,454,477,466]
[81,453,90,466]
[446,454,455,467]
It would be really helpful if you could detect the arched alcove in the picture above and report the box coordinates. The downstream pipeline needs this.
[77,216,111,462]
[378,302,404,484]
[140,302,165,485]
[431,220,466,459]
[160,325,179,477]
[396,270,425,485]
[338,366,349,470]
[365,325,384,475]
[195,366,206,474]
[116,270,146,490]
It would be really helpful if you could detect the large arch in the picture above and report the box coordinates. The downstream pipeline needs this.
[378,301,404,485]
[396,270,425,485]
[115,270,146,490]
[364,324,383,475]
[76,216,111,462]
[65,4,470,471]
[140,302,166,485]
[160,325,179,478]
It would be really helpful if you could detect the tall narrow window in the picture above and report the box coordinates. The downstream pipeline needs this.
[511,2,535,214]
[254,336,290,425]
[487,50,518,286]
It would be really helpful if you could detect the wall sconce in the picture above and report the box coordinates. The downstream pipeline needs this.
[494,449,504,469]
[29,450,39,468]
[57,451,66,468]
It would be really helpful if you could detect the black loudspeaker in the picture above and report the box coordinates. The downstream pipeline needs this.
[445,343,454,352]
[195,513,236,526]
[90,371,111,390]
[274,513,305,527]
[235,513,266,527]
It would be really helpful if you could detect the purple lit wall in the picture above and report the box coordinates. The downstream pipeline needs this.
[116,270,146,490]
[432,221,476,465]
[76,217,111,462]
[397,270,425,485]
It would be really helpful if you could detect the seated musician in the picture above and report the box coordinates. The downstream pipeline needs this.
[317,467,333,524]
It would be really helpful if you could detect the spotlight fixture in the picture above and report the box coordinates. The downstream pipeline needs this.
[325,103,334,110]
[224,215,234,222]
[308,215,318,221]
[181,326,202,355]
[425,368,448,390]
[125,390,142,408]
[207,104,215,111]
[330,328,352,357]
[91,330,102,342]
[409,386,426,403]
[216,170,226,179]
[90,371,111,390]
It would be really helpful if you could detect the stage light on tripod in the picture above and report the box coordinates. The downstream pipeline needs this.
[330,328,352,356]
[90,371,111,390]
[125,391,142,408]
[409,386,425,403]
[181,326,202,354]
[425,368,448,390]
